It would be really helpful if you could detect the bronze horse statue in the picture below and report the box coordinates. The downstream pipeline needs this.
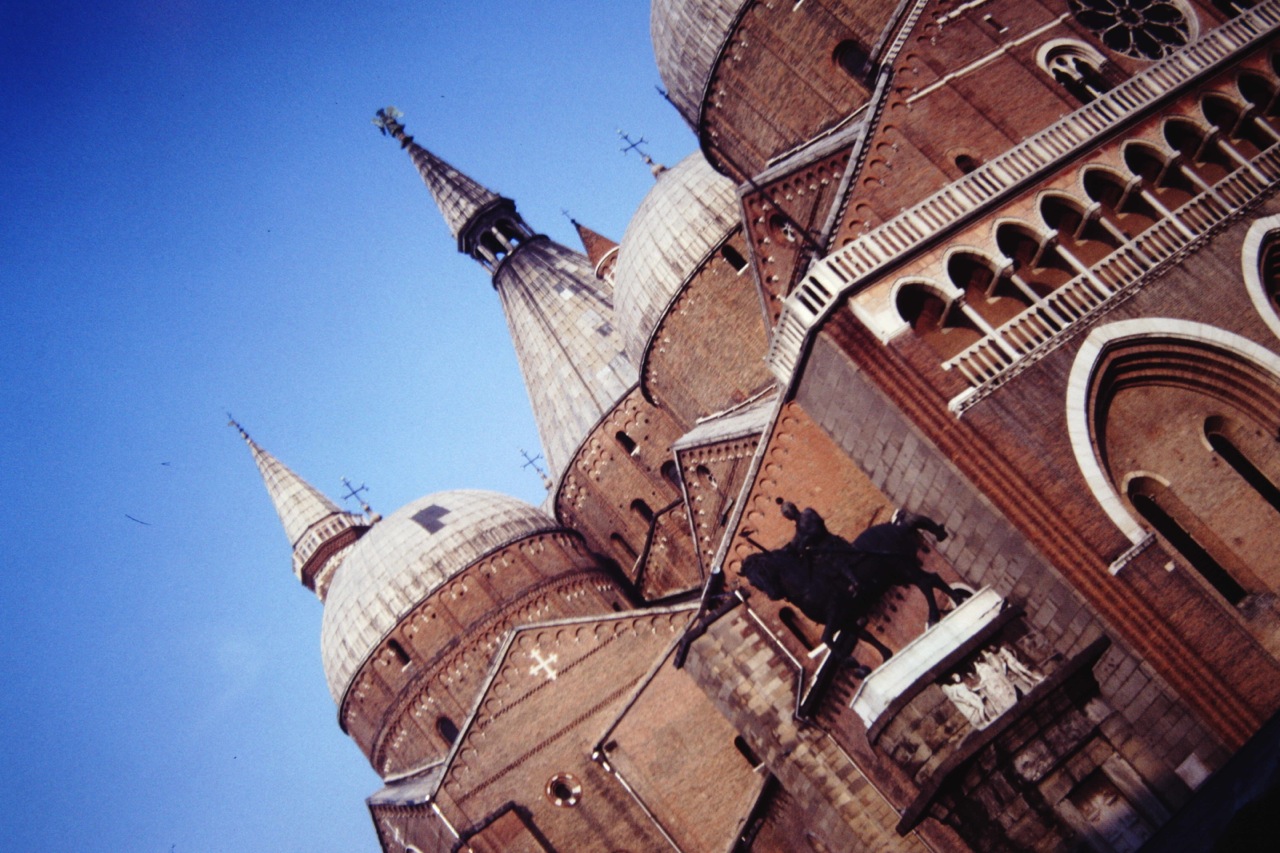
[740,501,969,718]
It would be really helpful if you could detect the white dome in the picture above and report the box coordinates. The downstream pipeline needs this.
[319,490,559,703]
[651,0,748,128]
[614,152,740,363]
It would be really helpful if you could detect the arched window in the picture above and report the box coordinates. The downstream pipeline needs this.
[1238,72,1279,120]
[895,281,983,360]
[631,499,655,524]
[1040,194,1121,266]
[610,532,638,560]
[1083,168,1159,238]
[833,40,871,81]
[1122,142,1196,210]
[387,639,411,668]
[946,251,1030,328]
[955,153,982,174]
[660,460,681,488]
[721,244,748,272]
[1203,93,1273,158]
[995,223,1074,298]
[1067,320,1280,598]
[1128,477,1247,604]
[778,607,817,650]
[1205,417,1280,515]
[1163,118,1233,185]
[615,430,638,456]
[436,715,459,745]
[1039,41,1112,103]
[1241,216,1280,340]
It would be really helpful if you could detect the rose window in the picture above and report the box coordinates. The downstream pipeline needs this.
[1068,0,1193,60]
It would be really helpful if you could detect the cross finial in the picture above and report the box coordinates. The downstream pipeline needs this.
[340,476,376,517]
[520,448,553,491]
[617,129,666,177]
[227,413,251,442]
[372,106,405,137]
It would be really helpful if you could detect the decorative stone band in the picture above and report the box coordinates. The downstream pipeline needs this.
[766,1,1280,383]
[851,587,1011,735]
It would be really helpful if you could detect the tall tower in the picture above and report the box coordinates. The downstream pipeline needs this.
[374,108,637,480]
[230,419,374,600]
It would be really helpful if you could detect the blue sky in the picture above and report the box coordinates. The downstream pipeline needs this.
[1,1,694,849]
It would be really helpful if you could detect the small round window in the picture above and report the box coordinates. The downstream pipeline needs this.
[545,773,582,807]
[1068,0,1192,60]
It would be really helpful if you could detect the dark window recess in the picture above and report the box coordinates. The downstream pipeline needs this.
[611,533,638,559]
[631,499,655,524]
[779,607,814,650]
[734,735,763,768]
[660,460,681,487]
[1207,431,1280,515]
[387,639,411,667]
[833,40,871,81]
[1132,492,1247,604]
[436,716,459,745]
[955,154,981,174]
[721,244,748,271]
[615,430,638,455]
[412,504,451,533]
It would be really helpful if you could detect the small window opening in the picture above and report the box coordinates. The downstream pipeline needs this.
[387,639,411,668]
[436,716,459,745]
[615,430,638,456]
[983,14,1008,33]
[1130,484,1247,604]
[833,40,871,81]
[660,460,681,487]
[955,153,981,174]
[778,607,815,650]
[734,735,763,768]
[1206,425,1280,514]
[721,244,748,272]
[631,498,655,524]
[610,532,638,559]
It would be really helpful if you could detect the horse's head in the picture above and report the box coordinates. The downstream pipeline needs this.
[741,552,785,600]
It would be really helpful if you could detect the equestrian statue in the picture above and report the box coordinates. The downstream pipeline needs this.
[740,499,969,718]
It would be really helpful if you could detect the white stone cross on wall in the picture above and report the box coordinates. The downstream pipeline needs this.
[529,649,559,681]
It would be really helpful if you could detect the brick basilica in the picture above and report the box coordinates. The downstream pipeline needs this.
[237,1,1280,850]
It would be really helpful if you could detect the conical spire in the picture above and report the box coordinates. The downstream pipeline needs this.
[374,109,638,482]
[374,106,521,257]
[231,418,373,600]
[571,218,620,282]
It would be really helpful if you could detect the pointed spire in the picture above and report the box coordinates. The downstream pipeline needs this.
[374,107,530,263]
[230,417,373,600]
[373,109,638,481]
[570,218,621,283]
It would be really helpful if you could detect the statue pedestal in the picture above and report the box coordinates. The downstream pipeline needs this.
[851,587,1009,736]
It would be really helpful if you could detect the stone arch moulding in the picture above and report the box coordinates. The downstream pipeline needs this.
[1241,215,1280,341]
[1065,318,1280,549]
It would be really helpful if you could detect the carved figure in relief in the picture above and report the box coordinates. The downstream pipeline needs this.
[987,645,1043,695]
[973,655,1018,717]
[941,674,992,728]
[740,501,969,717]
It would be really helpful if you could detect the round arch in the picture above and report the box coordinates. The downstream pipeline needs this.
[1067,319,1280,546]
[1241,215,1280,341]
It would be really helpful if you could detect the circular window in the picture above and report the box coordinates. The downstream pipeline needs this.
[1068,0,1192,60]
[545,773,582,807]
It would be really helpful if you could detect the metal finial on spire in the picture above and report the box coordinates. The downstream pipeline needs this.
[617,130,667,177]
[340,476,380,521]
[228,413,251,442]
[520,448,553,491]
[372,106,404,136]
